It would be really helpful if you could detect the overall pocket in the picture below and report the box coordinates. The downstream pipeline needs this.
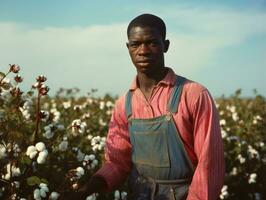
[132,130,170,168]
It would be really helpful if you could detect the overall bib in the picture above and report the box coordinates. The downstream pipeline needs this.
[125,76,194,200]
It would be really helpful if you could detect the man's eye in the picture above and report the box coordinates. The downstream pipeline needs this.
[149,41,159,46]
[130,43,139,48]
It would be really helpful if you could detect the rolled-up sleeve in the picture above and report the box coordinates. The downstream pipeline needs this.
[187,90,225,200]
[94,96,132,191]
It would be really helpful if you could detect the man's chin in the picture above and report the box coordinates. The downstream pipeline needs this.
[136,64,153,72]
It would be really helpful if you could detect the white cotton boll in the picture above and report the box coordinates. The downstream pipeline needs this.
[29,151,38,159]
[13,181,20,188]
[77,150,85,162]
[98,118,107,126]
[6,163,11,174]
[71,119,87,136]
[221,130,227,139]
[92,160,98,166]
[63,101,71,109]
[220,119,226,126]
[58,141,68,151]
[232,113,239,121]
[39,150,48,158]
[88,154,95,160]
[76,167,84,179]
[37,150,48,164]
[248,173,257,184]
[35,142,46,152]
[49,192,60,200]
[37,156,46,164]
[39,183,49,191]
[57,124,65,130]
[33,189,41,200]
[99,101,105,110]
[26,145,37,156]
[4,173,11,180]
[76,167,84,175]
[121,192,127,200]
[86,193,97,200]
[106,110,112,115]
[106,101,113,108]
[87,134,93,140]
[12,166,21,177]
[229,106,236,113]
[230,167,238,176]
[92,146,97,152]
[114,190,120,199]
[40,188,47,198]
[237,154,246,164]
[44,130,54,139]
[219,185,229,199]
[0,144,7,159]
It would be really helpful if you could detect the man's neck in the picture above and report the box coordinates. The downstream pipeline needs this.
[137,67,168,100]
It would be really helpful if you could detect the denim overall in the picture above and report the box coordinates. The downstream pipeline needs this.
[125,76,194,200]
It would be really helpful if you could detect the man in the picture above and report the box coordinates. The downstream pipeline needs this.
[65,13,225,200]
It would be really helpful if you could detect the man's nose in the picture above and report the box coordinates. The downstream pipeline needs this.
[138,43,150,55]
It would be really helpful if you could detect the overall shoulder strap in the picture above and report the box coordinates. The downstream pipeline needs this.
[167,76,186,113]
[125,91,132,119]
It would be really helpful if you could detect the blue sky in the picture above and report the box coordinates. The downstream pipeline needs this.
[0,0,265,97]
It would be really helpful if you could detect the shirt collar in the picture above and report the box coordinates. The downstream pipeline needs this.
[129,67,177,91]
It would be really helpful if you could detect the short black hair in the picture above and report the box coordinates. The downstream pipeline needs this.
[127,14,166,40]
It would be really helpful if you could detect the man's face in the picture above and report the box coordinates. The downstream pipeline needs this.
[127,26,169,74]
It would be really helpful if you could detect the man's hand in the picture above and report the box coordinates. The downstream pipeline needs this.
[59,176,107,200]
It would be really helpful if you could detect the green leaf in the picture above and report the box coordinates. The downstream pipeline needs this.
[27,176,41,186]
[40,178,49,184]
[21,156,32,165]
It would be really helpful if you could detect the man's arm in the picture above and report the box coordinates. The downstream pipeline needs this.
[187,90,225,200]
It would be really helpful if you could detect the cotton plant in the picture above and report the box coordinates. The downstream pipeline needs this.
[1,64,265,199]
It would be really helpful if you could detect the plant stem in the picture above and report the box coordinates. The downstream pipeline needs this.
[0,71,11,84]
[33,91,41,143]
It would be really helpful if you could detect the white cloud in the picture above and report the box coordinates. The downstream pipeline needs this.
[0,6,265,96]
[164,7,266,74]
[0,22,134,96]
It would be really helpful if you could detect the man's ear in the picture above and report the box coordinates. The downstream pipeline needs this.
[163,40,170,53]
[126,42,129,49]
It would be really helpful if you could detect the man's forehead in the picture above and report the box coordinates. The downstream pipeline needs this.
[128,26,161,38]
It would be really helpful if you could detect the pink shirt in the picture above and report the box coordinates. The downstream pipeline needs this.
[95,68,225,200]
